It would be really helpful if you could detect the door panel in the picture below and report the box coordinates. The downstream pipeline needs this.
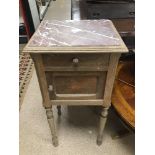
[45,71,107,100]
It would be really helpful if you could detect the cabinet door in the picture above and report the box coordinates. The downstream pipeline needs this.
[45,71,107,100]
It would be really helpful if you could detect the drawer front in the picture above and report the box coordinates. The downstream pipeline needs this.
[42,54,110,71]
[45,71,107,100]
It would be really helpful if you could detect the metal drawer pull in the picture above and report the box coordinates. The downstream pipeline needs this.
[129,11,135,15]
[72,58,79,65]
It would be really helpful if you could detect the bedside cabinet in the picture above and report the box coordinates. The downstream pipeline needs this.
[23,20,128,146]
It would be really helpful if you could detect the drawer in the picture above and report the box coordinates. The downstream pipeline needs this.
[42,53,110,71]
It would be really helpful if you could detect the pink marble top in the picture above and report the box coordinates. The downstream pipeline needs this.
[27,20,122,48]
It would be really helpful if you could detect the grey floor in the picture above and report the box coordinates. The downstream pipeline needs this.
[44,0,71,20]
[19,0,135,154]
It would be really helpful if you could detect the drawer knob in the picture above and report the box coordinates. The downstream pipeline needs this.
[72,58,79,65]
[129,11,135,16]
[48,85,53,91]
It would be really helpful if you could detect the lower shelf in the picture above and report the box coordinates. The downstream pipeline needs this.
[50,99,104,106]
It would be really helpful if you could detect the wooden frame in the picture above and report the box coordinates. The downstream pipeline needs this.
[31,52,121,146]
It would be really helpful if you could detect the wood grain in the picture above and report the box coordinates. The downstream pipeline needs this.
[50,99,104,105]
[31,54,51,108]
[112,62,135,128]
[103,53,121,107]
[42,53,110,68]
[45,71,107,100]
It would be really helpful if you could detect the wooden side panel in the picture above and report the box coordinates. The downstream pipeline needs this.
[31,53,51,108]
[103,53,121,107]
[55,76,97,94]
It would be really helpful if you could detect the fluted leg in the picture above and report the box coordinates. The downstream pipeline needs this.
[46,108,58,147]
[57,106,61,116]
[97,107,109,146]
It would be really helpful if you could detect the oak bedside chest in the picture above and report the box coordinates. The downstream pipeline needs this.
[23,20,128,146]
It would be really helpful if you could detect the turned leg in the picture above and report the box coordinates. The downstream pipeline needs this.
[46,108,58,147]
[57,106,61,116]
[97,107,109,146]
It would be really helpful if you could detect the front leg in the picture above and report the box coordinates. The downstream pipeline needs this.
[46,108,58,147]
[97,107,109,146]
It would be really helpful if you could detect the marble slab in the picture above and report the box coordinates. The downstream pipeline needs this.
[28,20,122,47]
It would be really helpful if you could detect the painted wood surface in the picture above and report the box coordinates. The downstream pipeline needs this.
[24,20,128,146]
